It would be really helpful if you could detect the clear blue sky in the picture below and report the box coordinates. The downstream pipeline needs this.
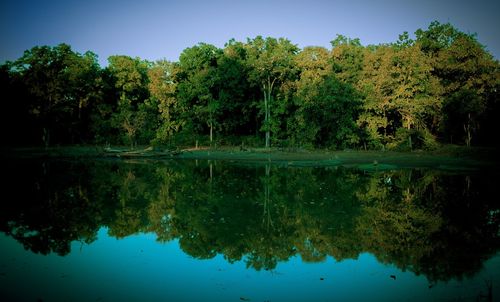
[1,0,499,66]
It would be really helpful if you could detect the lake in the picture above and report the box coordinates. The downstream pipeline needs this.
[1,158,499,301]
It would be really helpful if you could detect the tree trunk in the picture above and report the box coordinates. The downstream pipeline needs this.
[263,77,276,149]
[464,113,472,147]
[210,121,213,144]
[264,89,269,148]
[42,128,50,150]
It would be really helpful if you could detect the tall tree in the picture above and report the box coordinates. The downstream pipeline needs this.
[330,34,365,85]
[358,42,441,149]
[316,75,362,148]
[9,44,102,146]
[437,36,498,146]
[216,40,257,138]
[177,43,222,145]
[358,45,398,148]
[64,50,103,142]
[107,55,152,147]
[390,43,441,133]
[416,21,499,146]
[148,60,182,145]
[246,36,299,148]
[289,46,331,146]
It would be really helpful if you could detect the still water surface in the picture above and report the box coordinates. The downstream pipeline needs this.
[1,159,499,301]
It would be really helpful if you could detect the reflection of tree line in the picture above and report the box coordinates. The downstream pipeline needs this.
[1,160,498,282]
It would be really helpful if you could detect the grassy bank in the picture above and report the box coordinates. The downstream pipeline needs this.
[2,145,499,171]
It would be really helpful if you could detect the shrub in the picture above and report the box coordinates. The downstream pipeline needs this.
[388,128,439,151]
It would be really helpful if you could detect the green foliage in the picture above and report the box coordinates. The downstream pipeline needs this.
[245,36,299,148]
[5,44,103,145]
[177,43,222,143]
[415,21,464,55]
[416,21,499,146]
[388,128,439,151]
[1,21,498,149]
[331,34,365,84]
[107,55,154,147]
[292,72,362,149]
[148,60,183,146]
[357,42,442,150]
[216,40,257,136]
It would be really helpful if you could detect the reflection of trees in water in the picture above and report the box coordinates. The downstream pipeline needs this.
[1,160,499,282]
[107,167,152,238]
[0,160,101,256]
[356,170,444,278]
[414,173,500,282]
[355,169,500,282]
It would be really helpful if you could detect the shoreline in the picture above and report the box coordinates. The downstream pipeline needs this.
[2,145,498,171]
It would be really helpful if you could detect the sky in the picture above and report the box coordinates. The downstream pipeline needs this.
[1,0,499,66]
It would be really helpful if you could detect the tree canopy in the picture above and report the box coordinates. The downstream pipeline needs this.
[2,21,499,149]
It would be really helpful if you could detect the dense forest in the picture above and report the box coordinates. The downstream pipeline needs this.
[1,21,499,150]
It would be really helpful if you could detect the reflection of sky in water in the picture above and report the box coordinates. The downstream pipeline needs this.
[2,228,499,302]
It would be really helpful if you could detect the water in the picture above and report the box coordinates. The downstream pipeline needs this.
[1,159,499,301]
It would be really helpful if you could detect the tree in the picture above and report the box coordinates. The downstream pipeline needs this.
[358,45,398,148]
[330,34,365,85]
[90,67,120,144]
[216,40,257,139]
[437,36,498,146]
[415,21,463,57]
[8,44,102,146]
[107,55,152,147]
[358,42,442,150]
[390,43,441,133]
[64,51,104,142]
[288,46,331,146]
[289,46,362,148]
[308,74,362,148]
[148,60,183,145]
[246,36,299,148]
[177,43,222,145]
[415,21,500,146]
[442,88,483,147]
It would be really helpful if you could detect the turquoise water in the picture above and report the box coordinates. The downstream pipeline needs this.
[3,228,499,302]
[1,159,499,301]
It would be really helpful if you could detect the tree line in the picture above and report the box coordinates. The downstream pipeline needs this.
[1,21,499,150]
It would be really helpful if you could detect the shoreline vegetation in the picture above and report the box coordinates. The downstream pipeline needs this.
[3,145,498,171]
